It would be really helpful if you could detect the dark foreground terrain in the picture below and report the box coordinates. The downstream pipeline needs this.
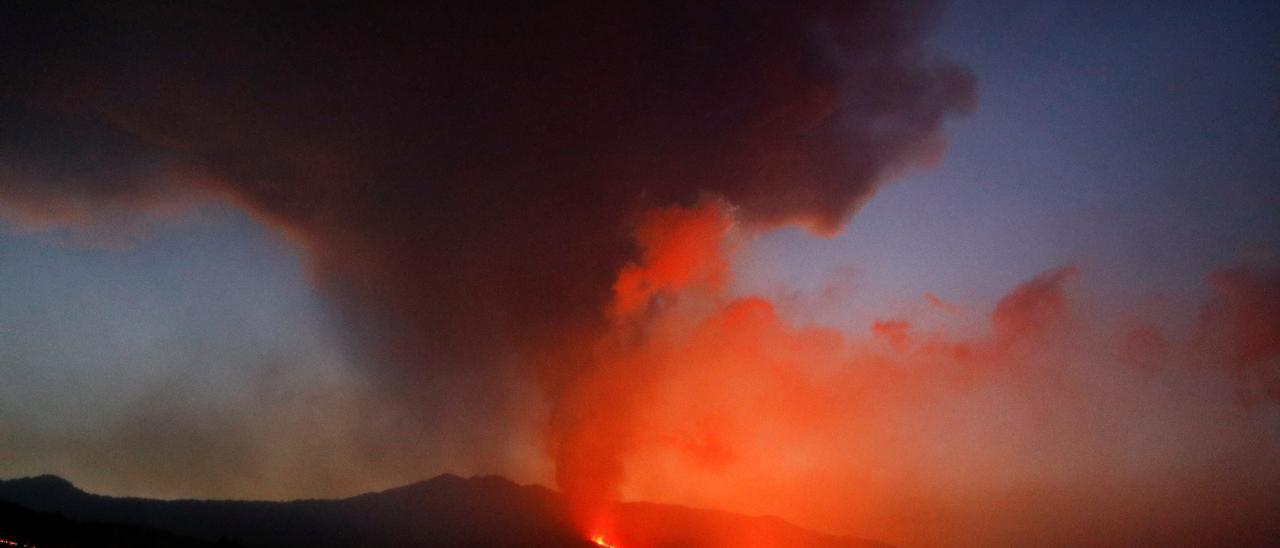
[0,474,887,547]
[0,499,236,547]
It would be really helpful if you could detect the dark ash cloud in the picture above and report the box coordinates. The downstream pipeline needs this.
[0,0,973,484]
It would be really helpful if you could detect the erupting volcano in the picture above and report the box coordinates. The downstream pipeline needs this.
[2,1,1279,546]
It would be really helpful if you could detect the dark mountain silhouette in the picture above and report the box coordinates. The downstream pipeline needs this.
[0,474,888,547]
[0,498,245,548]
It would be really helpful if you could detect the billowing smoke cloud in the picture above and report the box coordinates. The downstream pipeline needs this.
[1,1,970,375]
[0,0,971,513]
[566,203,1280,546]
[1197,265,1280,403]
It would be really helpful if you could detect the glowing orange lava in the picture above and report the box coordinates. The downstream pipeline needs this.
[591,533,617,547]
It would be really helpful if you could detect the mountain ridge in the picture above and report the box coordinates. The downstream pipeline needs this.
[0,474,889,547]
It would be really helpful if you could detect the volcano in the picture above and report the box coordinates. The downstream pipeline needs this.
[0,474,889,547]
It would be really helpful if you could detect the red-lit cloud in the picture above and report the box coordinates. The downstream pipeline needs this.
[560,201,1279,546]
[924,291,959,314]
[1197,264,1280,403]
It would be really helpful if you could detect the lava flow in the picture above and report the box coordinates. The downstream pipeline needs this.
[591,534,618,547]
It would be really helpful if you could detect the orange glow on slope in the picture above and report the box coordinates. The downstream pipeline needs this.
[591,533,618,547]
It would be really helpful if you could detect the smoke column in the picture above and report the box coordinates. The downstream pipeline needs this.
[0,0,971,506]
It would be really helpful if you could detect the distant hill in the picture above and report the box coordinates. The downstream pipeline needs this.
[0,474,889,547]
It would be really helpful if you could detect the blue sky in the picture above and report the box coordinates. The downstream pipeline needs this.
[736,0,1279,331]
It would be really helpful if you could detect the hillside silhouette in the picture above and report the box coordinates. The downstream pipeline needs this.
[0,497,243,547]
[0,475,888,547]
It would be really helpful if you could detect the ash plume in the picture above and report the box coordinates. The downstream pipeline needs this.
[0,0,972,513]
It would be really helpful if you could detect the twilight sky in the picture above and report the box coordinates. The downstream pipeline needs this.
[1,2,1278,546]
